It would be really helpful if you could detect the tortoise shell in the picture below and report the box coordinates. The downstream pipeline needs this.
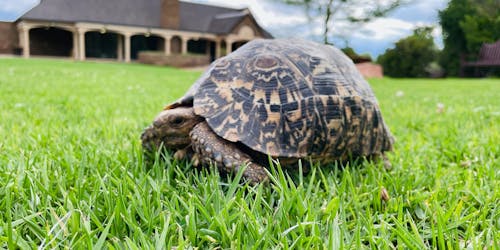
[170,39,393,159]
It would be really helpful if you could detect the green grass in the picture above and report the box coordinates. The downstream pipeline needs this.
[0,58,499,249]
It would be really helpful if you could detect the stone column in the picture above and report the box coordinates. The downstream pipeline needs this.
[226,39,233,54]
[19,26,30,58]
[124,33,131,62]
[77,28,86,61]
[164,36,171,55]
[117,36,123,61]
[72,31,79,60]
[215,39,221,59]
[181,36,188,54]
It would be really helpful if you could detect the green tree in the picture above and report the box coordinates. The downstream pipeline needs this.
[341,47,372,63]
[377,27,438,78]
[439,0,500,76]
[275,0,407,44]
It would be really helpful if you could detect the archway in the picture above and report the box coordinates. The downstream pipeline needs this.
[170,36,182,54]
[231,40,248,53]
[29,27,73,57]
[187,38,216,61]
[131,34,164,60]
[85,31,120,59]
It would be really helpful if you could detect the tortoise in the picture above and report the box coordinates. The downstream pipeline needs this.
[141,38,394,184]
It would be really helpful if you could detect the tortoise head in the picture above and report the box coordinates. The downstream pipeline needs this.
[141,107,203,151]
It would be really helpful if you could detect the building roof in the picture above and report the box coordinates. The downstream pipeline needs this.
[21,0,162,27]
[207,12,248,34]
[19,0,272,37]
[178,1,245,33]
[463,40,500,67]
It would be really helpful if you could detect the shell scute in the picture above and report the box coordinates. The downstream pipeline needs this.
[192,39,393,159]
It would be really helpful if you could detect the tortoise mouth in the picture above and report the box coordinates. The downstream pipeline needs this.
[141,126,190,151]
[161,135,191,149]
[142,137,190,152]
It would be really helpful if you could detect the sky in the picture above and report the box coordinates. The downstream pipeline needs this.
[0,0,448,59]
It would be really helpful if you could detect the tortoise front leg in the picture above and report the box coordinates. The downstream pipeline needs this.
[190,122,268,184]
[368,153,392,170]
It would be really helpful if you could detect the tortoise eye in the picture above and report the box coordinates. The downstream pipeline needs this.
[170,117,185,126]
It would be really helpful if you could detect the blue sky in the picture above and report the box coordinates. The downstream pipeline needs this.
[0,0,448,59]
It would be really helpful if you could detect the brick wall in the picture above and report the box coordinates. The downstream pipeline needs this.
[0,22,18,54]
[355,62,384,79]
[138,51,210,67]
[161,0,179,29]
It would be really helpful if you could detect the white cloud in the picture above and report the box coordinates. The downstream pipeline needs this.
[189,0,446,53]
[353,18,415,40]
[0,0,38,13]
[432,26,443,49]
[391,0,448,23]
[185,0,308,27]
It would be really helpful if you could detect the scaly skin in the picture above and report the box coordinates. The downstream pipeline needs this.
[141,107,268,184]
[190,122,268,184]
[141,107,202,153]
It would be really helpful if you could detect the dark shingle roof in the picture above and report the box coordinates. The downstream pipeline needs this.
[22,0,162,27]
[178,2,245,33]
[20,0,271,37]
[207,12,248,34]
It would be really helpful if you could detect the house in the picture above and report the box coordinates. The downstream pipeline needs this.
[0,0,272,62]
[461,40,500,77]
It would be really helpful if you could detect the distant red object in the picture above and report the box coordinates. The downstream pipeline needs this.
[355,62,384,79]
[461,40,500,76]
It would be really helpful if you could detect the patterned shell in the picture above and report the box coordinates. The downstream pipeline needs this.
[185,39,393,159]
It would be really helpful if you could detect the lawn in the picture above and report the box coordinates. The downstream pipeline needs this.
[0,58,499,249]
